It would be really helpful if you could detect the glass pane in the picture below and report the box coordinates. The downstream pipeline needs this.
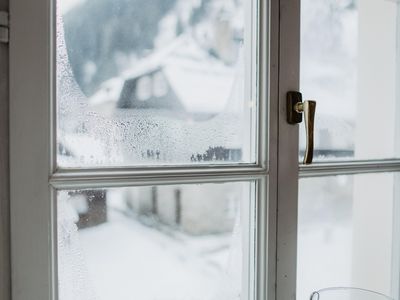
[57,0,258,168]
[300,0,400,161]
[58,181,256,300]
[297,173,400,300]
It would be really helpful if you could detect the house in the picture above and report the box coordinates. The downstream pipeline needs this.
[85,34,247,164]
[87,37,248,234]
[89,34,238,119]
[124,183,241,235]
[60,36,247,232]
[68,190,108,229]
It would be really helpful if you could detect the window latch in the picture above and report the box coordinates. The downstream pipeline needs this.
[0,11,9,44]
[287,91,317,165]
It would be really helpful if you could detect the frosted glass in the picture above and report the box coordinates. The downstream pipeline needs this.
[57,0,257,167]
[58,182,255,300]
[298,173,400,300]
[300,0,400,161]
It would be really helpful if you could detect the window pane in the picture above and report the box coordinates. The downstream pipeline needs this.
[300,0,400,161]
[297,173,400,300]
[58,181,256,300]
[57,0,258,168]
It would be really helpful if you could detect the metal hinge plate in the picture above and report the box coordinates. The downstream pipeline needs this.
[0,11,9,43]
[287,91,303,124]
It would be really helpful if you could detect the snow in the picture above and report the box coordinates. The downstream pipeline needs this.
[89,78,125,106]
[297,223,353,300]
[107,35,237,114]
[79,217,236,300]
[300,0,358,120]
[58,182,358,300]
[58,191,357,300]
[60,0,86,14]
[59,191,243,300]
[58,193,97,300]
[58,134,118,166]
[164,59,235,114]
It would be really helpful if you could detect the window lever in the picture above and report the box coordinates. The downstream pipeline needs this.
[287,91,316,165]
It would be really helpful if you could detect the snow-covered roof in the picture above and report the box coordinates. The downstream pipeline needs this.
[89,78,125,106]
[163,55,235,114]
[90,35,238,114]
[125,35,236,114]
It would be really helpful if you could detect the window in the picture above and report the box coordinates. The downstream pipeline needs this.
[10,0,400,299]
[10,0,268,300]
[153,72,168,98]
[136,76,152,101]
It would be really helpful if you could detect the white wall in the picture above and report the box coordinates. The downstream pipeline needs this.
[353,0,398,295]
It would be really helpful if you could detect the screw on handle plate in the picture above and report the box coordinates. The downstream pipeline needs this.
[286,91,317,165]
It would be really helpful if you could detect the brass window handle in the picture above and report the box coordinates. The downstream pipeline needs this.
[287,91,317,165]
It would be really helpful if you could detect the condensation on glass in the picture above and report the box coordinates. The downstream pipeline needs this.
[56,0,258,167]
[297,173,400,300]
[300,0,400,161]
[57,181,256,300]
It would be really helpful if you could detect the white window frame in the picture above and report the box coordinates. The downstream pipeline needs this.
[17,0,400,299]
[9,1,290,300]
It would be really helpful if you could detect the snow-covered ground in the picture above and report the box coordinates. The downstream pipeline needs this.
[58,190,243,300]
[79,216,239,300]
[297,222,353,300]
[58,181,355,300]
[297,176,354,300]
